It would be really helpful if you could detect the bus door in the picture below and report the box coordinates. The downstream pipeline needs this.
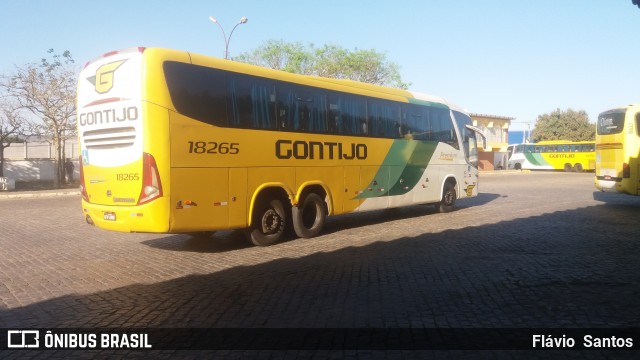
[463,125,485,197]
[465,125,485,168]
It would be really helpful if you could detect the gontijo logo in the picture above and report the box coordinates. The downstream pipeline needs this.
[87,60,126,94]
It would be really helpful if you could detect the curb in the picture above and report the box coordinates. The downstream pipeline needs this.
[0,190,80,200]
[479,170,529,175]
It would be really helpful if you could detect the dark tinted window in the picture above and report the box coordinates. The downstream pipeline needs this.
[164,62,461,142]
[227,74,276,129]
[430,107,458,148]
[368,100,401,138]
[276,84,327,133]
[402,104,429,140]
[328,93,367,136]
[164,62,228,127]
[597,111,625,135]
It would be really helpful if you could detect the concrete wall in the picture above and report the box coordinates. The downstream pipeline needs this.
[3,140,80,160]
[2,140,80,182]
[2,159,79,182]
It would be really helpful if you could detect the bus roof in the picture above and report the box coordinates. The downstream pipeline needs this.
[599,104,640,115]
[92,47,463,114]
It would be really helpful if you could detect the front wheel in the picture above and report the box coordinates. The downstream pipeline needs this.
[250,198,287,246]
[435,182,456,213]
[292,193,327,238]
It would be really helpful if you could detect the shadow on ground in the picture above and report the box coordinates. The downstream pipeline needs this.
[1,191,639,357]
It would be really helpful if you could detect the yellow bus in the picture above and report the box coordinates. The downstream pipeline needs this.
[77,47,485,246]
[507,140,595,172]
[595,104,640,195]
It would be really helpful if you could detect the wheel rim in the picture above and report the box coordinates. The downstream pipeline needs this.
[444,190,454,205]
[261,208,283,235]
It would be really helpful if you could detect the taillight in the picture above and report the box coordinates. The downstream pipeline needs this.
[138,153,163,205]
[79,156,89,202]
[623,162,631,178]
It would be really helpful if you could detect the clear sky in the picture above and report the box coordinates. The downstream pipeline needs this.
[1,0,638,130]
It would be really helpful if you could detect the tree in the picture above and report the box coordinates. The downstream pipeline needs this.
[0,100,27,177]
[236,40,314,74]
[3,49,77,188]
[235,40,410,89]
[532,108,595,142]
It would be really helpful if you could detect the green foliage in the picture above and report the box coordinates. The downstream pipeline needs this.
[235,40,410,89]
[532,108,595,142]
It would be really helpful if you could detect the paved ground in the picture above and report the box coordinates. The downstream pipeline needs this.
[1,172,639,358]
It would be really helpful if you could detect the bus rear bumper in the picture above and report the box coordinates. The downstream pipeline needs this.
[595,179,618,192]
[82,198,170,233]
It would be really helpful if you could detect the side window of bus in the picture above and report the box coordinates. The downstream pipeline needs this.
[429,108,458,149]
[227,74,276,130]
[277,84,328,133]
[402,104,429,140]
[164,62,228,127]
[328,93,367,136]
[368,100,401,138]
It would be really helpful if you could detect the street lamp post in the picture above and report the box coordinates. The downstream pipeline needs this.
[208,16,248,60]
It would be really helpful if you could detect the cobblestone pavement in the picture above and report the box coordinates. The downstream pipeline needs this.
[1,172,639,358]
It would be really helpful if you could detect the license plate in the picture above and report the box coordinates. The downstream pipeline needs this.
[104,212,116,221]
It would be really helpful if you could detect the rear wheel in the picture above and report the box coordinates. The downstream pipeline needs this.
[250,198,287,246]
[292,193,327,238]
[436,182,456,213]
[564,163,573,172]
[573,163,583,172]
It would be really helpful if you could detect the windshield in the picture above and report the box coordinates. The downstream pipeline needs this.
[597,110,625,135]
[452,111,478,166]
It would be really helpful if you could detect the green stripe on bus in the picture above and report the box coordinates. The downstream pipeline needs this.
[355,140,437,199]
[407,98,450,109]
[524,152,548,166]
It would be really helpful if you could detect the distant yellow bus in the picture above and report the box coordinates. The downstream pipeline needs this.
[77,47,485,246]
[595,104,640,195]
[507,140,595,172]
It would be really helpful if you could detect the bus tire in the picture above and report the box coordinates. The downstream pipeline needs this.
[574,163,583,172]
[292,193,326,238]
[564,163,573,172]
[514,162,522,170]
[250,198,287,246]
[436,181,456,213]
